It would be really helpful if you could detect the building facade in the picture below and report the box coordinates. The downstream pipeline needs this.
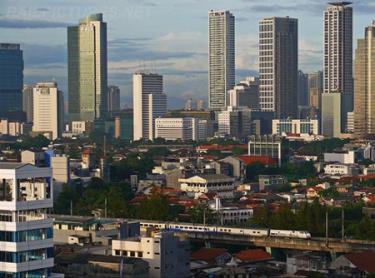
[297,70,309,107]
[133,73,167,141]
[22,85,34,123]
[354,22,375,138]
[272,119,319,136]
[208,10,235,111]
[248,135,283,166]
[217,107,253,139]
[108,85,120,116]
[323,2,353,134]
[0,44,23,119]
[32,82,64,140]
[112,231,190,278]
[308,71,323,109]
[68,13,108,121]
[227,77,259,108]
[322,92,341,137]
[0,163,54,277]
[155,117,198,141]
[259,17,298,118]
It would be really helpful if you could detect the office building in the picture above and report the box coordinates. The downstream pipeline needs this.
[308,71,323,109]
[0,119,31,137]
[68,13,108,121]
[217,106,252,139]
[108,85,120,115]
[208,10,235,111]
[0,43,23,118]
[0,162,54,277]
[22,85,34,123]
[112,230,190,278]
[248,135,283,166]
[322,93,341,137]
[354,22,375,138]
[155,117,197,141]
[298,71,309,107]
[259,17,298,118]
[227,77,259,108]
[71,121,92,135]
[272,119,319,135]
[323,2,353,133]
[133,73,167,141]
[32,82,64,140]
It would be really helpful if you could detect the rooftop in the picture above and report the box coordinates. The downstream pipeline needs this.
[0,162,29,170]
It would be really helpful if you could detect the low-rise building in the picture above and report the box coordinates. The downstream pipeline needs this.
[324,163,359,176]
[272,118,319,136]
[112,230,190,278]
[324,150,355,164]
[248,135,283,167]
[179,174,235,199]
[258,175,288,191]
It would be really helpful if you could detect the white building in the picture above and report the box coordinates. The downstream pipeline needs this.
[0,119,31,137]
[133,73,167,141]
[324,151,355,164]
[112,231,190,278]
[324,163,359,176]
[71,121,92,135]
[0,163,54,277]
[323,2,353,133]
[155,117,198,141]
[179,174,235,199]
[32,82,64,140]
[248,135,283,166]
[272,119,319,136]
[227,77,259,108]
[208,10,235,111]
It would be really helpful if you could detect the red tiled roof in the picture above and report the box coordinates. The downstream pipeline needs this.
[197,144,247,151]
[234,249,272,262]
[345,251,375,273]
[191,248,227,262]
[237,155,278,166]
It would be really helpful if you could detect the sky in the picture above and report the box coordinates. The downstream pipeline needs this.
[0,0,375,108]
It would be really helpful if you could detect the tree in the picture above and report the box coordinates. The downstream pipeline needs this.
[137,193,170,221]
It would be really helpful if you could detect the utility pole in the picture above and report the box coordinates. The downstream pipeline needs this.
[341,207,345,241]
[70,200,73,216]
[105,197,108,218]
[325,209,329,246]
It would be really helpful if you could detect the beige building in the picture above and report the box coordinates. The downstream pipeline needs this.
[71,121,92,135]
[0,119,30,136]
[179,174,235,199]
[322,92,341,137]
[112,231,190,278]
[32,82,64,140]
[354,22,375,138]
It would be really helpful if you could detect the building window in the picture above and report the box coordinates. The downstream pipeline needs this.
[115,250,120,256]
[138,252,143,258]
[130,251,135,257]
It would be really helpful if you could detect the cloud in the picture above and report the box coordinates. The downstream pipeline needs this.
[0,19,71,29]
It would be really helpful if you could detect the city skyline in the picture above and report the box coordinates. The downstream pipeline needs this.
[1,0,375,108]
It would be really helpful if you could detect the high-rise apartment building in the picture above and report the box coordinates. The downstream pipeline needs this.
[208,10,235,111]
[0,43,23,118]
[354,22,375,138]
[308,71,323,109]
[0,162,54,277]
[22,85,34,123]
[68,13,108,121]
[32,82,64,140]
[323,2,353,134]
[259,17,298,118]
[133,73,167,141]
[108,85,120,115]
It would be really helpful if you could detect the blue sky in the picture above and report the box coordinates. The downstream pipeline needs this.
[0,0,374,108]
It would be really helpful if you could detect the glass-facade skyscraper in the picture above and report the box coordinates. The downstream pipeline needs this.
[0,43,23,118]
[68,13,108,121]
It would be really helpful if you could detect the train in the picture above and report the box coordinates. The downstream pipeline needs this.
[139,220,312,239]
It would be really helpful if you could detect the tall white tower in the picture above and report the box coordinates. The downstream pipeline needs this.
[323,2,353,134]
[133,73,167,141]
[208,10,235,112]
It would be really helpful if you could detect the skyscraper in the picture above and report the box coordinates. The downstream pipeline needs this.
[68,13,108,122]
[0,43,23,118]
[208,10,235,112]
[108,85,121,115]
[354,22,375,138]
[32,82,64,140]
[133,73,167,141]
[297,70,309,107]
[259,17,298,118]
[22,84,34,123]
[323,2,353,134]
[308,71,323,109]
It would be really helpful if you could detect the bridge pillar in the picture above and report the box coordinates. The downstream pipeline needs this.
[205,240,212,248]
